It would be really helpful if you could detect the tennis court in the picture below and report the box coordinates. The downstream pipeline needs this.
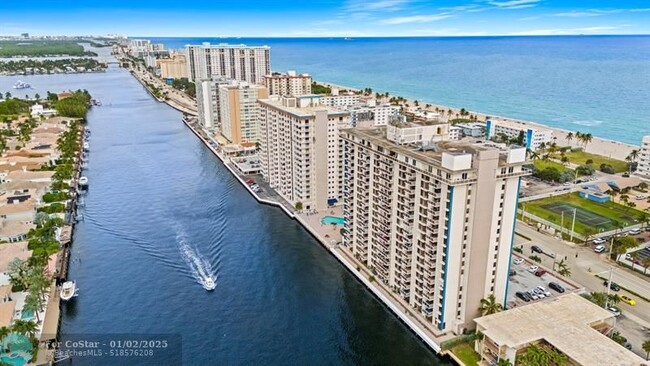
[541,202,616,230]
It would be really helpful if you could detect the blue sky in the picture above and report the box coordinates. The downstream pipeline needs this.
[1,0,649,37]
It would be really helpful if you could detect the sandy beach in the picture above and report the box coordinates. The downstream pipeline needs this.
[319,81,638,161]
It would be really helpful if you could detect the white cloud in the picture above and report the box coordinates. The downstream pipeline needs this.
[487,0,541,10]
[509,25,624,36]
[380,13,454,24]
[343,0,410,13]
[554,9,623,17]
[629,8,650,12]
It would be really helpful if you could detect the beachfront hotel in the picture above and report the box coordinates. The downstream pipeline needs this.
[219,81,268,144]
[263,70,312,96]
[186,43,271,84]
[486,119,552,151]
[637,136,650,177]
[341,119,529,335]
[258,95,350,211]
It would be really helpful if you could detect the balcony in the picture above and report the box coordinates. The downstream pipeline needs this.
[400,288,411,299]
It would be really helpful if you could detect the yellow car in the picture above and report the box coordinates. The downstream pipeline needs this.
[620,296,636,306]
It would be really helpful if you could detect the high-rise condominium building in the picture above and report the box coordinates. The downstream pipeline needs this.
[196,77,231,132]
[186,43,270,84]
[637,136,650,177]
[263,70,312,96]
[341,121,529,335]
[219,81,268,144]
[258,95,350,210]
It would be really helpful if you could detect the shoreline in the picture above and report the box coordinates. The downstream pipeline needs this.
[318,80,638,160]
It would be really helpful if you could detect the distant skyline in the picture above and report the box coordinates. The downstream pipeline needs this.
[1,0,649,37]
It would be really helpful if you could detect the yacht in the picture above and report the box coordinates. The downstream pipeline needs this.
[60,281,77,301]
[202,276,216,291]
[12,81,31,89]
[83,142,90,151]
[78,176,89,188]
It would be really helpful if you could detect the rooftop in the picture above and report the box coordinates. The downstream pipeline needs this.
[343,126,523,168]
[258,97,349,118]
[0,300,15,328]
[475,293,645,366]
[0,241,30,272]
[0,200,35,215]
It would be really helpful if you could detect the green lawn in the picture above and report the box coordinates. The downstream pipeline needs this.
[522,192,646,235]
[552,150,627,173]
[451,342,480,366]
[533,159,571,172]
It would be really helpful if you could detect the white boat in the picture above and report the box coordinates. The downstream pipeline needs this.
[60,281,77,301]
[83,142,90,151]
[12,81,31,89]
[202,276,216,291]
[78,176,89,187]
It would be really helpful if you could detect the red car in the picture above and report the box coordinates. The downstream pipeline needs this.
[245,178,254,184]
[535,269,547,277]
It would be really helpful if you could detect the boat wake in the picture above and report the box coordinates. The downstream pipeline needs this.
[176,229,217,291]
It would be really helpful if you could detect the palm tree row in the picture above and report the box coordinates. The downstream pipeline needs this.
[567,131,593,149]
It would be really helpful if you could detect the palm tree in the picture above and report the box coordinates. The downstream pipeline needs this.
[627,149,639,162]
[556,259,571,277]
[583,133,593,149]
[642,339,650,361]
[23,290,42,322]
[496,358,513,366]
[11,319,38,338]
[566,132,574,145]
[478,294,503,316]
[517,344,551,366]
[642,257,650,275]
[0,326,10,342]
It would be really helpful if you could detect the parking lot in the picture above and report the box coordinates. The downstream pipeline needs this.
[506,253,581,309]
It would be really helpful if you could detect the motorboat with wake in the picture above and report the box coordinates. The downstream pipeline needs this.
[202,276,216,291]
[13,81,31,89]
[60,281,77,301]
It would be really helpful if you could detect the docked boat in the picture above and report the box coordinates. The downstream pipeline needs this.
[60,281,77,301]
[83,142,89,151]
[202,276,216,291]
[78,176,89,188]
[12,80,31,89]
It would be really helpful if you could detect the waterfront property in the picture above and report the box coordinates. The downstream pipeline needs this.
[637,135,650,177]
[263,70,312,97]
[474,293,645,365]
[218,81,268,144]
[185,42,271,84]
[486,119,553,151]
[258,95,350,211]
[195,77,231,132]
[341,121,529,335]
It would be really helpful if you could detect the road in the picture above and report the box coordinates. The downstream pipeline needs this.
[515,222,650,357]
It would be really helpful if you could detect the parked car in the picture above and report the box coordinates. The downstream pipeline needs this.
[548,282,565,293]
[531,245,543,253]
[516,291,529,302]
[607,307,621,317]
[535,269,547,277]
[536,286,551,297]
[604,281,620,291]
[592,238,606,245]
[513,257,524,265]
[594,245,606,253]
[528,265,539,273]
[628,228,641,235]
[620,296,636,306]
[527,290,539,301]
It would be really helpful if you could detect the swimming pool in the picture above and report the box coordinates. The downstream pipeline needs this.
[321,216,345,225]
[20,311,33,320]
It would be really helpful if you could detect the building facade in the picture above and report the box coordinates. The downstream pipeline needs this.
[486,119,552,151]
[341,124,528,335]
[258,95,350,211]
[195,77,231,132]
[157,52,188,79]
[263,70,312,96]
[186,43,270,84]
[219,82,268,144]
[637,136,650,177]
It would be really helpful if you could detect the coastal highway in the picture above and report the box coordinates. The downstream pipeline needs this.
[514,222,650,326]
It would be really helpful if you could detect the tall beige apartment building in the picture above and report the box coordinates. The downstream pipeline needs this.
[263,70,312,96]
[258,95,350,210]
[341,121,529,335]
[186,43,270,84]
[157,52,188,79]
[219,82,268,144]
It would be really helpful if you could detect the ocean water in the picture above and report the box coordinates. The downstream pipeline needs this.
[148,36,650,145]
